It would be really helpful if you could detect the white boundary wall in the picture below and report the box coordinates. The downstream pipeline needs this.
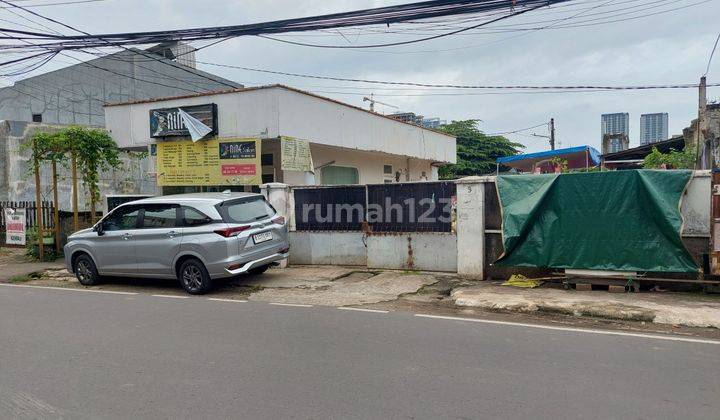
[262,171,710,278]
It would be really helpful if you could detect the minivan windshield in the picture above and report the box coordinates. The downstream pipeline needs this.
[217,196,276,224]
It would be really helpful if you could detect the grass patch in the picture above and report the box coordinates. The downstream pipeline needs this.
[9,272,44,283]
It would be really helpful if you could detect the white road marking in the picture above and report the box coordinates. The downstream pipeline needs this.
[208,298,247,303]
[414,314,720,345]
[269,302,313,307]
[0,283,138,295]
[151,294,189,299]
[338,307,389,314]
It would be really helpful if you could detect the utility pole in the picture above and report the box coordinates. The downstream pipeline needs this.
[531,118,556,150]
[697,76,707,169]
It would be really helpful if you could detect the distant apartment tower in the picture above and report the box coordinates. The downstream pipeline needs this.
[601,113,630,153]
[639,113,669,145]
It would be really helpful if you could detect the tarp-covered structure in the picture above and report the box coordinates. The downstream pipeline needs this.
[497,146,601,173]
[495,170,698,273]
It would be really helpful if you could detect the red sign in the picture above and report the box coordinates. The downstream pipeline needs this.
[221,164,257,176]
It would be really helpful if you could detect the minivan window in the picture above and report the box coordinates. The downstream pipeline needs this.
[181,206,213,227]
[141,205,177,229]
[217,197,275,224]
[103,206,140,231]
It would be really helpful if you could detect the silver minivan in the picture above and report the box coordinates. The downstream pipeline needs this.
[64,192,289,294]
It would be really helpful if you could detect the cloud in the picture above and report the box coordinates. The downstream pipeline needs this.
[19,0,720,153]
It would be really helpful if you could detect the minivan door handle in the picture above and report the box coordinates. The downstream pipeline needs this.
[166,230,178,238]
[122,233,132,240]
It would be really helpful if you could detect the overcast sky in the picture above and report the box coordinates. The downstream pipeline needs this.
[8,0,720,153]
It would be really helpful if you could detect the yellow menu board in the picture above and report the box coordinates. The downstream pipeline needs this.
[156,138,261,186]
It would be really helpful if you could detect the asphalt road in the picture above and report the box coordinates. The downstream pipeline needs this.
[1,284,718,420]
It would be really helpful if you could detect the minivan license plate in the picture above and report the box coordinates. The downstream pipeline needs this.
[253,232,273,244]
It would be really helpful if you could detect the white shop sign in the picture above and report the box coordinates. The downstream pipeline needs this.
[4,208,26,245]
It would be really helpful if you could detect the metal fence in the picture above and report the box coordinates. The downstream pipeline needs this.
[292,181,456,233]
[294,186,366,231]
[0,201,55,230]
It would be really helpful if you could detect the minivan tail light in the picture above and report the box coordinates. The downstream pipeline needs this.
[272,216,285,225]
[214,226,251,237]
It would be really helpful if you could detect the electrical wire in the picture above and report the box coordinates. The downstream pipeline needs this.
[706,31,720,77]
[192,60,720,90]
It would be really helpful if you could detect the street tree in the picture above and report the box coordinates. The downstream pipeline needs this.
[59,125,122,222]
[438,120,523,179]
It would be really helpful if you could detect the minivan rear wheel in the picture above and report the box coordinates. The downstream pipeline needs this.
[178,258,212,295]
[74,254,100,286]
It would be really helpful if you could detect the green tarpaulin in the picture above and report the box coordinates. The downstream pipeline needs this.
[495,170,698,273]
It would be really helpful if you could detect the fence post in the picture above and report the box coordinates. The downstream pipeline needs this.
[455,176,489,279]
[261,182,291,268]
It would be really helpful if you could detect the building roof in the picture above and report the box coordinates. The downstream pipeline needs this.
[103,84,455,139]
[601,135,684,161]
[497,145,601,172]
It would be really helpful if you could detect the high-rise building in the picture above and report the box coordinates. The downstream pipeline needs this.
[390,112,445,129]
[639,113,669,145]
[601,113,630,153]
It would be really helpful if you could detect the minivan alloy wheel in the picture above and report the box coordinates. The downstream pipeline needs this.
[182,265,203,290]
[76,260,92,282]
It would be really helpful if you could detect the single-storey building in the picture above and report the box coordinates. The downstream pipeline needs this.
[496,145,601,174]
[103,84,456,194]
[601,135,685,170]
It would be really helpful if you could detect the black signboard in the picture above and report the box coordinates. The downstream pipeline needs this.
[219,141,256,159]
[149,103,217,138]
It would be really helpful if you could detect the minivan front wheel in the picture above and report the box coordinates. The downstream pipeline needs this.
[74,254,100,286]
[179,258,212,295]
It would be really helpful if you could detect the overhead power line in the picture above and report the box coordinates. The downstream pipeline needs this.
[0,0,239,89]
[0,0,573,53]
[485,123,549,135]
[706,31,720,77]
[193,60,720,90]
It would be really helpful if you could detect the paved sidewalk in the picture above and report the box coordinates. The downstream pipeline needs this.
[8,260,720,330]
[452,282,720,328]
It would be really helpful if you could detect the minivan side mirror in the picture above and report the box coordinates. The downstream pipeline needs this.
[94,222,105,236]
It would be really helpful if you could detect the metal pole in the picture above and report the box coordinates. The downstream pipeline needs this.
[549,118,555,151]
[33,139,44,261]
[71,151,79,232]
[586,148,589,171]
[52,160,60,254]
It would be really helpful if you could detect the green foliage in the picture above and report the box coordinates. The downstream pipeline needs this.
[643,146,695,169]
[25,227,58,262]
[438,120,524,179]
[60,125,122,208]
[550,157,568,172]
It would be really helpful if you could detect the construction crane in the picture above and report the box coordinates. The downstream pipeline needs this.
[363,94,398,113]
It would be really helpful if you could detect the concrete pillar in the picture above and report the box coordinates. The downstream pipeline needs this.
[455,176,491,279]
[260,182,292,268]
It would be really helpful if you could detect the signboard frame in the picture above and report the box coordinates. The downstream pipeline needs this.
[149,103,218,139]
[4,208,26,246]
[155,137,262,187]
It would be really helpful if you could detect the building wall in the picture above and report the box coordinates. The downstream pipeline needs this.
[107,87,280,149]
[267,171,711,278]
[0,121,157,212]
[0,48,239,127]
[105,86,456,164]
[277,88,455,163]
[282,144,436,185]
